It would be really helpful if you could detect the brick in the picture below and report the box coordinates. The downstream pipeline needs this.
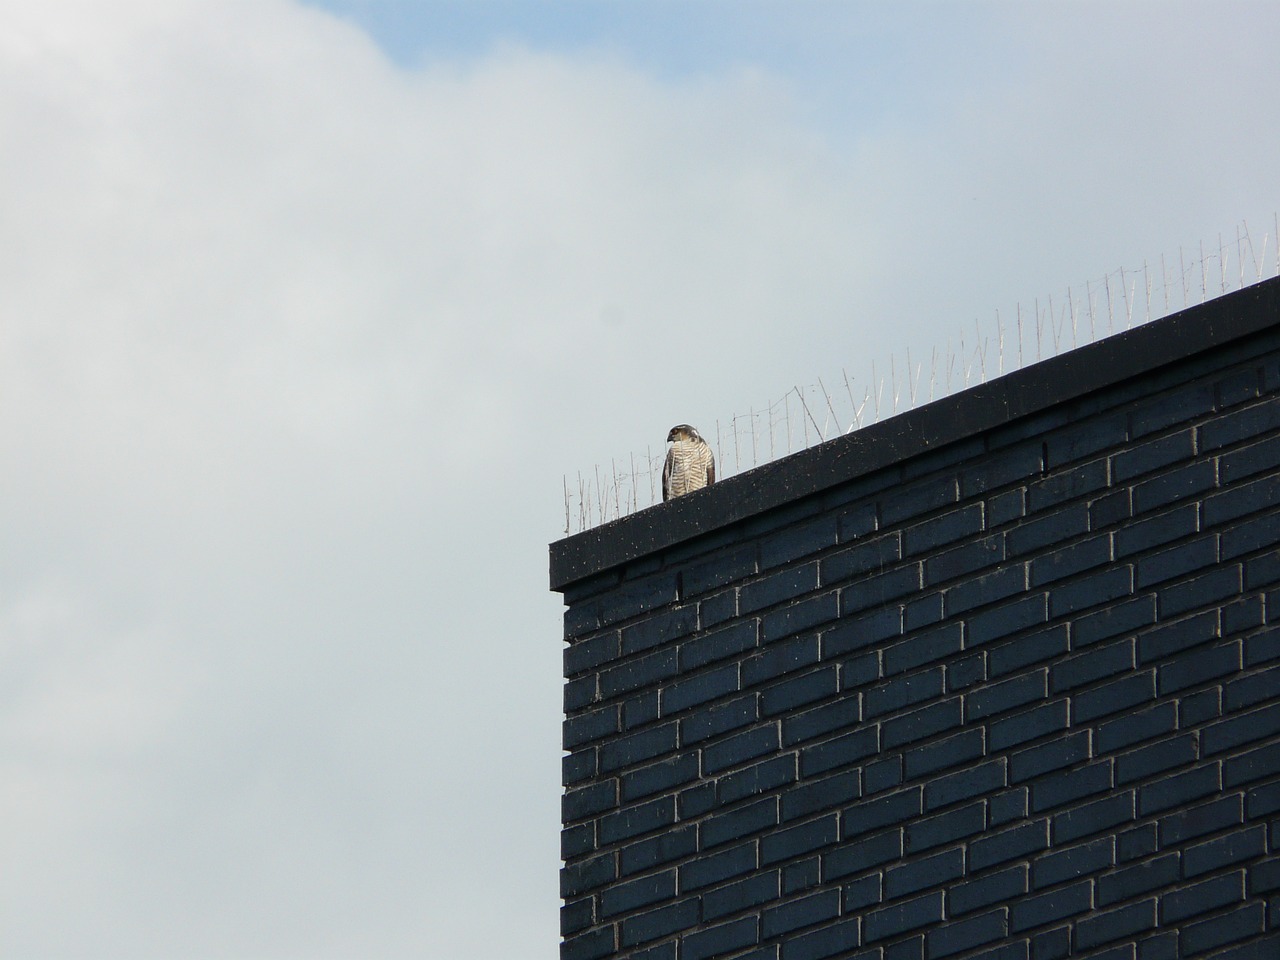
[598,573,681,627]
[1113,429,1195,481]
[717,754,796,806]
[925,534,1005,586]
[1131,460,1217,514]
[785,857,821,895]
[926,760,1007,810]
[1138,610,1219,663]
[780,917,863,960]
[864,756,903,795]
[1044,412,1128,467]
[904,728,986,779]
[1225,740,1280,788]
[1008,880,1092,933]
[1132,380,1216,435]
[562,851,617,898]
[1113,504,1199,558]
[700,797,778,849]
[661,663,740,716]
[1007,503,1090,556]
[1030,534,1112,587]
[600,869,677,918]
[841,787,922,839]
[990,700,1070,752]
[742,634,820,686]
[1089,488,1132,529]
[679,840,756,891]
[697,588,738,628]
[1222,434,1280,486]
[1071,595,1156,647]
[1135,535,1218,588]
[966,670,1047,720]
[988,488,1028,527]
[1011,732,1090,782]
[565,631,621,676]
[1031,759,1112,813]
[1050,639,1133,692]
[763,592,839,643]
[683,917,760,960]
[821,534,902,584]
[905,592,944,630]
[622,606,699,655]
[562,821,594,859]
[1248,779,1280,817]
[963,442,1042,496]
[1253,854,1280,893]
[564,779,618,821]
[1032,836,1114,890]
[681,694,759,745]
[865,667,945,718]
[906,801,987,853]
[781,769,860,822]
[782,697,862,747]
[618,898,699,947]
[1074,898,1157,950]
[620,825,698,876]
[840,872,880,911]
[1179,686,1223,726]
[1199,395,1280,450]
[882,698,962,749]
[1177,903,1266,956]
[599,796,676,845]
[1226,663,1280,710]
[823,606,902,657]
[945,564,1027,616]
[1162,564,1244,617]
[1159,639,1241,693]
[863,891,944,942]
[1048,566,1133,617]
[801,726,878,777]
[600,723,679,774]
[704,725,780,774]
[968,819,1048,872]
[948,865,1028,916]
[762,517,839,569]
[965,594,1049,646]
[701,872,779,921]
[1096,854,1178,907]
[1116,734,1198,784]
[1203,701,1280,754]
[1030,457,1110,510]
[761,815,839,866]
[989,625,1070,677]
[1184,875,1246,933]
[1116,823,1157,862]
[837,500,878,541]
[905,504,985,556]
[1206,474,1280,526]
[840,657,883,699]
[926,908,1008,959]
[880,475,958,526]
[1140,763,1225,816]
[565,705,621,750]
[740,563,819,614]
[762,667,839,716]
[682,544,757,598]
[565,674,598,712]
[1050,792,1133,848]
[885,847,964,898]
[947,652,987,691]
[600,648,680,700]
[1096,703,1177,754]
[1184,827,1267,878]
[884,623,963,675]
[625,692,660,730]
[840,564,923,616]
[561,926,615,960]
[823,828,903,881]
[762,888,841,938]
[1157,794,1241,845]
[990,787,1028,825]
[1072,670,1156,723]
[561,897,594,936]
[681,621,757,671]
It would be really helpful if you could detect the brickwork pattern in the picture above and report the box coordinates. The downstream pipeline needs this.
[558,329,1280,960]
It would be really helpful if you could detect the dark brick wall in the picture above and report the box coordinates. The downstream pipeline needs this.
[551,279,1280,960]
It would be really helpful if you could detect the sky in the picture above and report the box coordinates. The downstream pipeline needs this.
[0,1,1277,958]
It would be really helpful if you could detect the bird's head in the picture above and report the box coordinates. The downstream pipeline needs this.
[667,424,701,443]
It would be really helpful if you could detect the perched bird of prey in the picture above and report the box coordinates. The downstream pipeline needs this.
[663,424,716,501]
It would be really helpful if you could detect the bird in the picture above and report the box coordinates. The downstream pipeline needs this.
[662,424,716,501]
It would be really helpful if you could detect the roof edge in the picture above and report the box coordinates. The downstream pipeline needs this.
[550,278,1280,592]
